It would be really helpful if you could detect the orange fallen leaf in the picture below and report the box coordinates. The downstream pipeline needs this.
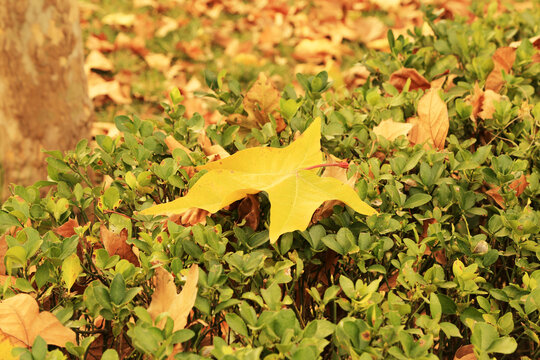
[485,47,516,92]
[100,225,139,266]
[486,186,505,208]
[147,265,199,332]
[0,294,76,348]
[389,68,431,93]
[408,89,449,150]
[509,174,528,196]
[53,218,79,238]
[373,119,414,142]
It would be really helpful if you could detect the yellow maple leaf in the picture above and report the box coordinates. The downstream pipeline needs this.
[147,265,199,333]
[0,294,76,348]
[141,118,376,242]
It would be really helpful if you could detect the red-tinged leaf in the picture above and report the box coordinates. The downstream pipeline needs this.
[485,47,516,92]
[100,224,139,266]
[389,68,430,92]
[509,174,528,196]
[53,218,79,238]
[486,186,505,209]
[454,344,477,360]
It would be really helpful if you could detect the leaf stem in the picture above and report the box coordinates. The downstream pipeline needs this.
[301,161,349,171]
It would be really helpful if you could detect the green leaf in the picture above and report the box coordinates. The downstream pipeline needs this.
[487,336,517,354]
[225,313,248,337]
[110,273,127,305]
[440,322,462,338]
[471,322,497,351]
[403,193,432,209]
[429,292,442,321]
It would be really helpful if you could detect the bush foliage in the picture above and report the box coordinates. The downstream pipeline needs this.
[1,4,540,360]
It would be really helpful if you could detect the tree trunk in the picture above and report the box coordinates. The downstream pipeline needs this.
[0,0,92,199]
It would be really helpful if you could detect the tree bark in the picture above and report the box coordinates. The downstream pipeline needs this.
[0,0,92,199]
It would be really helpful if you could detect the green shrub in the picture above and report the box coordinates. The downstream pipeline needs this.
[1,5,539,360]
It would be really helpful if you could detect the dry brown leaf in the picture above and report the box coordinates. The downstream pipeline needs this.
[114,33,147,56]
[169,208,209,227]
[85,35,115,52]
[88,76,132,105]
[478,89,502,120]
[144,53,172,73]
[469,82,484,120]
[84,50,114,73]
[164,136,193,159]
[197,132,230,161]
[485,47,516,92]
[155,16,179,37]
[454,344,477,360]
[237,194,261,231]
[292,38,343,63]
[100,225,139,266]
[373,119,414,141]
[343,64,370,89]
[102,12,136,27]
[486,186,505,209]
[53,218,79,238]
[0,294,76,348]
[510,174,528,196]
[240,73,284,131]
[389,68,430,93]
[409,89,449,150]
[147,265,199,332]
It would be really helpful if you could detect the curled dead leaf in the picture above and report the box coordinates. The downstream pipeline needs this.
[453,344,476,360]
[237,194,261,231]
